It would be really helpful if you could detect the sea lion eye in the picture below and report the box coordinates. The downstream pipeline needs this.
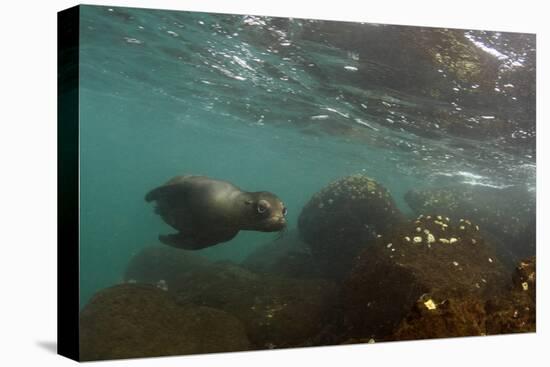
[282,207,287,216]
[257,200,270,214]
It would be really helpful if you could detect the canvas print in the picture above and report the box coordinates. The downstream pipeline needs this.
[58,4,536,361]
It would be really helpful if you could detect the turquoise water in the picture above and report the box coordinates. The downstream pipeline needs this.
[78,5,535,307]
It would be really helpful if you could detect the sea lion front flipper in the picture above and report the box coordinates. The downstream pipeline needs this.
[159,233,207,250]
[145,179,190,203]
[159,229,240,250]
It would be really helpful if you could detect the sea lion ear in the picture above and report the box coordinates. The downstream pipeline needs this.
[244,199,254,205]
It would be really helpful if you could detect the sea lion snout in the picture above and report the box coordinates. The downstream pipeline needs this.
[259,212,287,232]
[277,217,287,229]
[272,215,287,229]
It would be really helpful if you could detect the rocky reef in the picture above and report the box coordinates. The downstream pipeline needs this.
[79,284,250,361]
[96,245,339,351]
[80,238,535,360]
[79,172,535,359]
[298,174,404,280]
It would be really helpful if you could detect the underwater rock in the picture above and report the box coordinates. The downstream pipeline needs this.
[391,296,487,340]
[510,217,536,265]
[511,256,536,303]
[485,256,536,334]
[392,256,536,340]
[175,261,338,349]
[342,215,507,340]
[241,229,323,279]
[123,245,211,291]
[298,174,404,280]
[79,284,250,361]
[404,185,535,267]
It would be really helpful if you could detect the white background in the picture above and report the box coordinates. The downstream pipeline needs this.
[0,0,547,366]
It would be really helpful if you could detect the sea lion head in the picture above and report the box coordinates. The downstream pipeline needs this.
[242,191,287,232]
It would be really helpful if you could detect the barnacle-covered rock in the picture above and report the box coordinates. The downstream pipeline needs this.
[391,296,487,340]
[342,215,507,340]
[298,174,404,280]
[79,284,250,361]
[485,256,536,334]
[392,256,536,340]
[512,256,536,302]
[404,185,535,267]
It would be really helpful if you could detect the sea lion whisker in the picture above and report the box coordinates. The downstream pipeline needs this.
[275,226,288,240]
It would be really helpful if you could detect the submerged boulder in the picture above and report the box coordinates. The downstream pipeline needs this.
[123,245,338,348]
[391,296,487,341]
[343,214,507,340]
[298,174,404,280]
[391,256,536,341]
[79,284,250,361]
[404,185,535,266]
[511,256,536,303]
[123,245,210,291]
[241,229,323,279]
[175,261,338,349]
[485,256,536,334]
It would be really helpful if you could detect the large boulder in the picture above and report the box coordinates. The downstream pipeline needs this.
[175,261,338,349]
[343,214,508,340]
[404,185,535,267]
[79,284,250,361]
[391,256,536,341]
[298,174,404,280]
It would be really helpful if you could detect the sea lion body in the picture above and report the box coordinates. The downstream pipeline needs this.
[145,175,287,250]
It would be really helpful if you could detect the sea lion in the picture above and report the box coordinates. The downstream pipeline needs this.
[145,175,287,250]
